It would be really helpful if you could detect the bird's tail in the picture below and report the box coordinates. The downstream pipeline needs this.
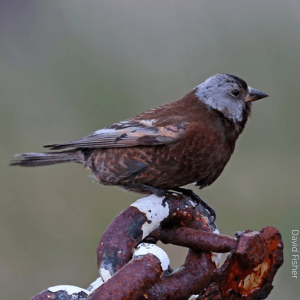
[10,150,81,167]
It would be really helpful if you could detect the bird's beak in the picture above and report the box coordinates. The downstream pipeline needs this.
[246,87,269,102]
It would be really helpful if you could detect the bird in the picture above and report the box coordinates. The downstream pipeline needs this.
[11,73,268,218]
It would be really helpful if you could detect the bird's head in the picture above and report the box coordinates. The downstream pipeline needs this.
[194,74,268,123]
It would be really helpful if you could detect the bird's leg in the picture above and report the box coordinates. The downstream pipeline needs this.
[172,187,216,223]
[141,235,158,244]
[122,183,166,197]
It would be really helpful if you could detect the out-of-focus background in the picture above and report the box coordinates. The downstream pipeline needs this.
[1,1,299,299]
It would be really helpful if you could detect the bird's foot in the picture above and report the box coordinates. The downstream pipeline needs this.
[141,235,158,244]
[172,187,216,224]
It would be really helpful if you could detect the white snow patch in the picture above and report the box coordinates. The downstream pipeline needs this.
[213,228,220,235]
[48,285,89,295]
[131,195,169,239]
[133,243,170,271]
[211,252,222,268]
[87,277,104,293]
[100,268,112,282]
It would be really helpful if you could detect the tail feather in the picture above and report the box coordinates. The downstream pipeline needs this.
[10,150,80,167]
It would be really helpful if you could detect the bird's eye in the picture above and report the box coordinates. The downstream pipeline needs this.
[231,89,240,97]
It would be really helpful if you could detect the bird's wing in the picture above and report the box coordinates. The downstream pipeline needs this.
[44,118,189,150]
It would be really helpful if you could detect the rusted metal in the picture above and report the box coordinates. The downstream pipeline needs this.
[89,253,164,300]
[96,206,145,278]
[30,286,89,300]
[94,192,222,300]
[139,250,215,300]
[153,227,236,253]
[235,230,268,268]
[27,193,283,300]
[30,290,54,300]
[198,226,284,300]
[96,192,218,280]
[95,194,283,300]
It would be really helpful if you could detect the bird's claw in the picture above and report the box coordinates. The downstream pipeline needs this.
[172,188,216,224]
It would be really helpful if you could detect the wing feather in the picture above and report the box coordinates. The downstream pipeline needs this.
[44,118,189,150]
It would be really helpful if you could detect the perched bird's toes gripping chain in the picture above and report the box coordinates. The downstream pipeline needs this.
[122,183,216,223]
[172,187,216,224]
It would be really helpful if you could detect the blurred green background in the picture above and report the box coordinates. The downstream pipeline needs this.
[1,1,299,299]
